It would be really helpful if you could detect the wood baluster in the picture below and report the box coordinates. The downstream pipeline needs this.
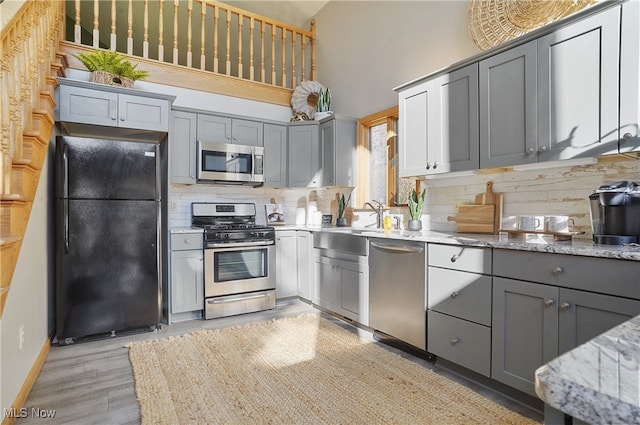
[260,20,265,82]
[143,0,149,58]
[200,3,206,70]
[271,24,276,85]
[310,19,316,81]
[110,0,117,50]
[249,17,255,81]
[158,0,164,62]
[127,0,133,54]
[281,27,286,88]
[173,0,179,64]
[186,0,193,67]
[291,31,296,88]
[225,10,231,75]
[74,0,81,43]
[93,0,100,48]
[238,13,243,78]
[301,31,306,81]
[213,5,219,73]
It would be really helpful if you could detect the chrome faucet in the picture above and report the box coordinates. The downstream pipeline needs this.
[364,200,384,228]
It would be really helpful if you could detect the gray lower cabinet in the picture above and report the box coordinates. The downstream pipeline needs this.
[169,232,204,322]
[296,231,313,300]
[170,110,197,184]
[197,113,263,146]
[275,230,297,298]
[58,82,170,132]
[264,123,288,187]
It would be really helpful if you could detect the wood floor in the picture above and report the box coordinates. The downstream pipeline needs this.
[17,299,543,424]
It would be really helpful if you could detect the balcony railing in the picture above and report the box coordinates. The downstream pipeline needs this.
[65,0,316,90]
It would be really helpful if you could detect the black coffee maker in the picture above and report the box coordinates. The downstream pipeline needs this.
[589,181,640,245]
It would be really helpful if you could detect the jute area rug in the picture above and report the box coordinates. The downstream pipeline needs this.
[127,314,540,425]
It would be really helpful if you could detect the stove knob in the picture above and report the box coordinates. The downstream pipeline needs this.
[225,234,230,239]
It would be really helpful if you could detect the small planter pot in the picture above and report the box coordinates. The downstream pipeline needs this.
[407,219,422,231]
[314,111,333,121]
[336,217,347,227]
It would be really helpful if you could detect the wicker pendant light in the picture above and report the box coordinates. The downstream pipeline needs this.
[468,0,597,51]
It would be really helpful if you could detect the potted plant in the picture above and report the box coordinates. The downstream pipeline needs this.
[314,86,332,120]
[336,192,351,227]
[72,49,150,88]
[407,188,426,231]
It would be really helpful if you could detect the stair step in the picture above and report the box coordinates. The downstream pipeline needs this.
[0,197,31,237]
[11,163,40,198]
[23,110,54,145]
[39,90,56,116]
[56,52,69,69]
[0,239,23,315]
[21,134,49,169]
[50,61,66,78]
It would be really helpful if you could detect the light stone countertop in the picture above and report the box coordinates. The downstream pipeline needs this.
[535,315,640,425]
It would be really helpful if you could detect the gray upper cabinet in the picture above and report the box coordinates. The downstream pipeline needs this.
[264,123,288,187]
[197,114,263,146]
[480,40,538,169]
[620,0,640,154]
[170,111,197,184]
[288,124,321,187]
[320,120,335,186]
[399,79,432,177]
[334,119,357,187]
[537,6,620,160]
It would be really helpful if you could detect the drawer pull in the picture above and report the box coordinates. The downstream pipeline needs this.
[450,291,460,298]
[184,239,191,244]
[552,266,564,275]
[450,254,459,263]
[560,302,571,310]
[450,338,460,345]
[544,298,555,307]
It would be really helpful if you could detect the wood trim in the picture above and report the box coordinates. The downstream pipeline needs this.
[1,338,51,425]
[59,42,294,107]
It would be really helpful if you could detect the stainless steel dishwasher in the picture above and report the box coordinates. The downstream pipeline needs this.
[369,238,426,350]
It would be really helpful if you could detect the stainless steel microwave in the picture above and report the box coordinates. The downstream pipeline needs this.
[196,140,265,185]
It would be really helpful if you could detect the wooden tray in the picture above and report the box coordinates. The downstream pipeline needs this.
[498,228,585,241]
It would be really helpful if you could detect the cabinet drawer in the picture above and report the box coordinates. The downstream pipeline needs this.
[493,249,640,299]
[427,311,491,377]
[428,244,491,274]
[171,233,203,251]
[428,268,492,326]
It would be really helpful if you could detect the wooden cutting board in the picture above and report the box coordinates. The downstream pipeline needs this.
[475,181,504,234]
[447,204,495,233]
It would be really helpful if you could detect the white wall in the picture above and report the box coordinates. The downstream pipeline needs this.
[313,1,480,118]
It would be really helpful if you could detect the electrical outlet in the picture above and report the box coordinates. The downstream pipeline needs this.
[18,325,25,350]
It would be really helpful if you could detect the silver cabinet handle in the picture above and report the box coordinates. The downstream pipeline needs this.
[526,147,535,154]
[111,115,117,120]
[544,298,555,307]
[538,145,548,152]
[184,239,191,244]
[560,302,571,310]
[450,291,459,298]
[450,338,460,345]
[552,266,564,275]
[622,132,633,140]
[450,254,459,263]
[426,162,432,170]
[433,161,439,169]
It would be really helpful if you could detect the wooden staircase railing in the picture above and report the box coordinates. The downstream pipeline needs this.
[60,0,317,106]
[0,0,66,317]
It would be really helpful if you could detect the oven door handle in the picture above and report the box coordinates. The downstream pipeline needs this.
[208,292,271,304]
[207,240,274,248]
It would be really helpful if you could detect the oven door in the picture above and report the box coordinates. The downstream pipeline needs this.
[204,244,275,298]
[197,140,264,184]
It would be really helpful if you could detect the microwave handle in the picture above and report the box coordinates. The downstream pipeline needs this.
[251,148,255,178]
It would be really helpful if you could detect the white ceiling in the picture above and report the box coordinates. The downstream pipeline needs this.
[224,1,330,28]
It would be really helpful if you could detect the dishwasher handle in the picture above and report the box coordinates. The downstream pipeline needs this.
[370,240,424,254]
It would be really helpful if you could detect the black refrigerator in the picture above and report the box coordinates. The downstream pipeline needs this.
[55,136,161,343]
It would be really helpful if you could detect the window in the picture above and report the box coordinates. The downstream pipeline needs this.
[356,107,417,207]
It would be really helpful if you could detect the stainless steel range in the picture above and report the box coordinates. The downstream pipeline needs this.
[191,202,276,319]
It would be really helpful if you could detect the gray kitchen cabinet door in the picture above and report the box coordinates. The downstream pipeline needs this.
[320,120,335,186]
[314,256,341,311]
[264,124,288,187]
[231,118,263,146]
[170,111,197,184]
[431,63,480,173]
[492,277,558,397]
[275,230,297,298]
[296,231,313,300]
[480,40,538,168]
[398,79,433,177]
[288,124,321,187]
[334,118,357,187]
[118,94,169,132]
[197,114,231,142]
[58,84,119,127]
[537,6,620,160]
[338,257,369,325]
[620,0,640,154]
[170,250,204,314]
[558,289,640,355]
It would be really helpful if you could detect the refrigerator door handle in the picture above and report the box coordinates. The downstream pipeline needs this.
[63,200,69,253]
[62,142,69,198]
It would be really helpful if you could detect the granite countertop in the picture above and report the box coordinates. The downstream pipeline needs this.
[273,225,640,261]
[535,315,640,425]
